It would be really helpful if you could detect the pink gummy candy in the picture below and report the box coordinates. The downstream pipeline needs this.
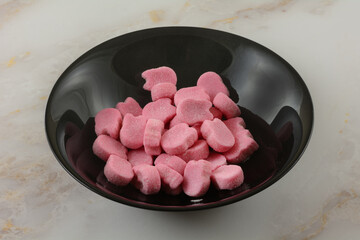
[197,72,229,101]
[169,115,184,128]
[223,117,246,136]
[161,123,198,155]
[132,165,161,195]
[211,165,244,190]
[154,154,186,175]
[156,164,183,195]
[209,107,223,119]
[104,155,134,186]
[224,129,259,164]
[142,66,177,91]
[176,98,213,125]
[206,152,227,171]
[95,108,122,139]
[201,118,235,152]
[183,160,212,197]
[93,67,262,196]
[173,86,210,106]
[177,140,209,162]
[116,97,142,117]
[92,135,127,161]
[143,118,164,156]
[142,98,176,124]
[151,83,177,101]
[213,92,241,119]
[120,114,147,149]
[127,147,153,167]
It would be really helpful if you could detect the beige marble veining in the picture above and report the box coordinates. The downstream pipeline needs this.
[1,0,360,239]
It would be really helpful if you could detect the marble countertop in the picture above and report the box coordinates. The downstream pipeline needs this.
[1,0,359,239]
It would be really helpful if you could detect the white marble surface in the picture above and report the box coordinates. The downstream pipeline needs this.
[1,0,360,239]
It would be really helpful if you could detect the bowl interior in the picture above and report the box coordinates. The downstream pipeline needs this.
[45,27,313,210]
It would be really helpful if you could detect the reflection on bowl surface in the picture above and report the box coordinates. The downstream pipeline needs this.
[45,27,313,210]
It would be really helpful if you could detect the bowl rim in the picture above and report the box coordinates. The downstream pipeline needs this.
[45,26,314,211]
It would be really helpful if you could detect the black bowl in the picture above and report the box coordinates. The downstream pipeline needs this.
[45,27,313,211]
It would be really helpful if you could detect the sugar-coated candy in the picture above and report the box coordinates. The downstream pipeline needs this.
[95,108,122,139]
[224,130,259,164]
[151,82,177,101]
[116,97,142,117]
[213,92,241,119]
[142,98,176,124]
[201,118,235,152]
[92,135,127,161]
[132,165,161,195]
[127,147,153,167]
[173,86,210,106]
[176,98,213,125]
[211,165,244,190]
[197,72,229,101]
[206,152,227,171]
[104,155,134,186]
[183,160,212,197]
[177,140,209,162]
[156,164,183,195]
[143,119,164,155]
[161,123,198,155]
[154,154,187,175]
[120,114,147,149]
[142,66,177,91]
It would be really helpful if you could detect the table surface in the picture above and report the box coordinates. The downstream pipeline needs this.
[1,0,360,239]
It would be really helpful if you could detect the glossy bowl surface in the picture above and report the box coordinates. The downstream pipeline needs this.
[45,27,313,211]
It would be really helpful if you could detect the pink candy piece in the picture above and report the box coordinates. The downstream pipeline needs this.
[169,115,184,128]
[197,72,229,101]
[161,123,198,155]
[132,165,161,195]
[156,164,183,195]
[223,117,246,135]
[116,97,142,117]
[95,108,122,139]
[92,135,127,161]
[176,98,213,125]
[151,83,177,101]
[177,140,209,162]
[92,67,261,195]
[143,119,164,155]
[206,152,227,171]
[183,160,212,197]
[120,114,147,149]
[224,129,259,164]
[142,98,176,124]
[173,86,210,106]
[104,155,134,186]
[211,165,244,190]
[154,154,186,175]
[213,92,241,119]
[142,66,177,91]
[210,107,223,119]
[127,147,153,167]
[201,118,235,152]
